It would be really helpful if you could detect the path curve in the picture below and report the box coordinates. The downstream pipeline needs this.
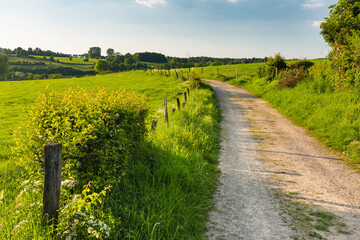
[205,79,360,239]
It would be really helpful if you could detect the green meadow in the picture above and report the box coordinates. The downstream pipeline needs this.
[0,71,221,239]
[0,71,188,170]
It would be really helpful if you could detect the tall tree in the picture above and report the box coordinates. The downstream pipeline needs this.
[88,47,101,59]
[106,48,115,58]
[321,0,360,87]
[0,54,9,81]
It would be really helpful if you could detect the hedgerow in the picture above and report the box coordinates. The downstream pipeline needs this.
[13,87,149,188]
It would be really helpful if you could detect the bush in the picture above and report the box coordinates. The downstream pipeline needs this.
[277,67,308,88]
[13,87,149,187]
[288,59,315,70]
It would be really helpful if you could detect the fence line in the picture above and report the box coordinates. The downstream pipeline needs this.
[0,162,34,178]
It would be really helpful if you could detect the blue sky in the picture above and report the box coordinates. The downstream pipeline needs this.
[0,0,336,59]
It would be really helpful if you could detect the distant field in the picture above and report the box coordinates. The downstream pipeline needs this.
[0,71,188,170]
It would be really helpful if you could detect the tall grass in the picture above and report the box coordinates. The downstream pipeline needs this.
[106,87,221,239]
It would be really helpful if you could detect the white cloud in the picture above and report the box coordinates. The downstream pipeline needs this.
[312,20,323,27]
[302,0,325,9]
[227,0,238,2]
[135,0,166,8]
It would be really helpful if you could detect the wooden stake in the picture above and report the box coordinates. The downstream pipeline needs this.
[163,98,168,126]
[176,98,180,110]
[43,143,62,227]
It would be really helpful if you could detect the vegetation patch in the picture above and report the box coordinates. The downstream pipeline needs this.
[0,71,221,239]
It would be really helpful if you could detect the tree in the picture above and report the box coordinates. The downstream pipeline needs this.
[106,48,115,58]
[124,56,136,66]
[0,54,9,81]
[88,47,101,59]
[266,53,287,70]
[321,0,360,87]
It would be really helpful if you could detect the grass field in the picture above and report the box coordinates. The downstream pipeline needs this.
[0,70,221,239]
[0,71,188,171]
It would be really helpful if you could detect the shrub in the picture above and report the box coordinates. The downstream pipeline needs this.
[288,59,315,70]
[277,67,308,88]
[13,87,149,187]
[266,53,287,70]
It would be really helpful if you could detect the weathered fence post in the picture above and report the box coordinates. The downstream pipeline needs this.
[151,119,158,130]
[227,67,229,78]
[275,67,278,78]
[184,92,187,103]
[236,68,238,80]
[172,108,176,114]
[201,68,203,74]
[168,69,170,76]
[163,98,168,126]
[43,143,62,227]
[175,70,178,78]
[187,88,190,97]
[176,98,180,110]
[192,82,196,90]
[216,68,219,75]
[187,72,190,81]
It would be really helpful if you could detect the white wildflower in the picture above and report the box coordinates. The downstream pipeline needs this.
[13,220,27,232]
[61,179,77,189]
[21,180,29,186]
[0,190,4,204]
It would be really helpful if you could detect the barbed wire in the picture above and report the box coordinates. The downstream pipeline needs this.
[0,162,34,178]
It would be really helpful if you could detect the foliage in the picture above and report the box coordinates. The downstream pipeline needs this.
[257,53,287,81]
[106,86,221,239]
[88,47,101,59]
[288,59,315,70]
[321,0,360,87]
[57,182,114,239]
[0,54,9,81]
[13,87,149,187]
[210,61,222,66]
[277,67,309,88]
[106,48,115,58]
[134,52,167,63]
[266,53,287,70]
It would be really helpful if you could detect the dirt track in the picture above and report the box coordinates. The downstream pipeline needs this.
[205,79,360,240]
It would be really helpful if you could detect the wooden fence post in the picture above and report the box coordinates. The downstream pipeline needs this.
[275,67,278,78]
[175,70,178,78]
[187,72,190,81]
[217,68,219,75]
[43,143,62,227]
[236,68,238,80]
[227,67,229,78]
[184,92,187,103]
[172,108,176,114]
[151,119,158,130]
[163,98,168,126]
[201,68,203,74]
[168,69,170,76]
[176,98,180,110]
[187,88,190,96]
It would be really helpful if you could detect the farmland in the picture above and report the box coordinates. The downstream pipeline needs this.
[0,71,221,239]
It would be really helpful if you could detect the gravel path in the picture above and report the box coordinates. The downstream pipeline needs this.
[205,79,360,239]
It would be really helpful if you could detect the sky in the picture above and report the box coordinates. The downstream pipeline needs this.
[0,0,337,59]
